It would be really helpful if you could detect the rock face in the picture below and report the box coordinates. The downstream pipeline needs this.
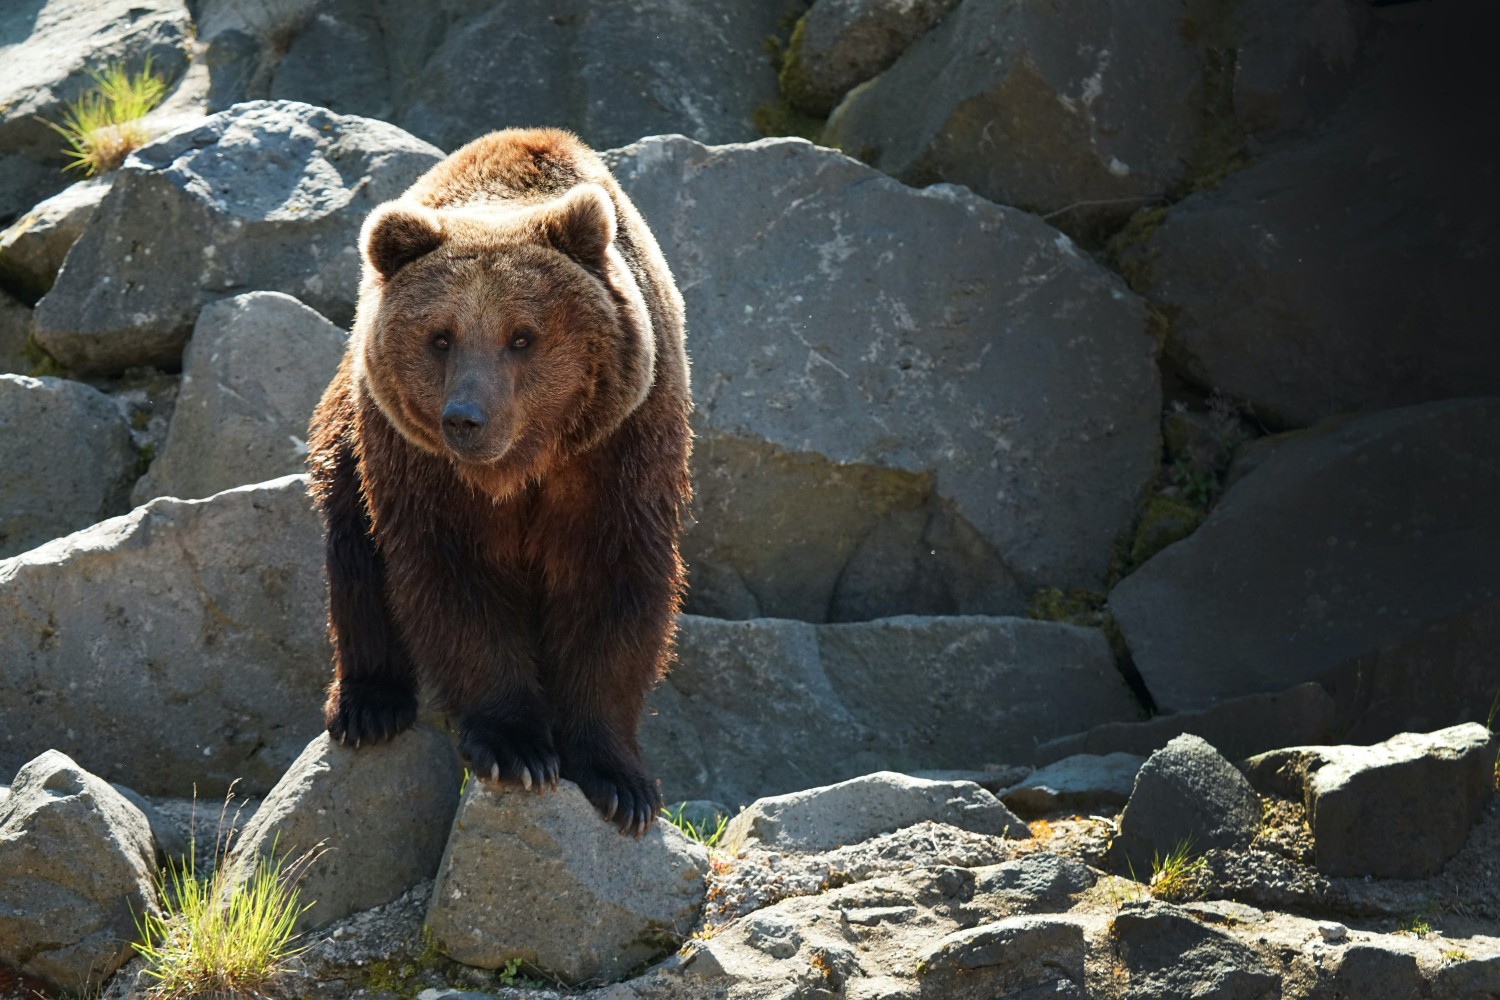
[133,291,346,504]
[0,374,136,558]
[724,772,1029,853]
[0,750,159,994]
[426,781,708,986]
[32,101,441,374]
[611,136,1160,621]
[822,0,1223,235]
[644,614,1143,807]
[226,727,462,932]
[0,475,329,795]
[1115,734,1261,872]
[1243,724,1496,879]
[0,177,111,301]
[1233,0,1369,139]
[1110,398,1500,715]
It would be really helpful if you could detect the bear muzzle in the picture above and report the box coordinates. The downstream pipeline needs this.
[441,398,495,456]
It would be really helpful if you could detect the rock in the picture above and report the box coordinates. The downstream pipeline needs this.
[0,291,29,373]
[722,772,1029,853]
[0,374,136,558]
[999,752,1144,817]
[0,0,192,221]
[1033,682,1337,765]
[1321,943,1422,1000]
[915,915,1086,999]
[33,101,441,375]
[1111,900,1278,1000]
[822,0,1225,236]
[972,853,1097,913]
[1241,723,1495,879]
[132,291,346,504]
[643,614,1142,808]
[780,0,960,116]
[1434,952,1500,1000]
[0,475,329,795]
[109,782,189,870]
[1109,398,1500,715]
[1127,495,1203,568]
[610,136,1160,620]
[226,727,462,932]
[426,781,708,986]
[0,177,111,302]
[1115,735,1261,872]
[909,765,1034,794]
[1234,0,1369,139]
[0,750,159,994]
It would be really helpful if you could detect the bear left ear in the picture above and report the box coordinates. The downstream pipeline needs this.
[536,184,616,267]
[362,203,445,280]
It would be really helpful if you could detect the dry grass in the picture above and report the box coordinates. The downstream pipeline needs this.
[46,59,167,176]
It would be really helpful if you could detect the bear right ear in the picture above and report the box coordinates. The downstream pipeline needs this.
[362,203,444,280]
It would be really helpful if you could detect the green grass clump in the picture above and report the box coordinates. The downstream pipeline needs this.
[661,803,729,849]
[1147,840,1208,903]
[47,58,168,177]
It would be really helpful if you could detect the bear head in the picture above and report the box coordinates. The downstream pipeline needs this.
[351,183,657,495]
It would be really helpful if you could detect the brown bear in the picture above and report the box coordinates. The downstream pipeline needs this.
[307,128,690,836]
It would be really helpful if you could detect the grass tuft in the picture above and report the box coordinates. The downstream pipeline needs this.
[1147,840,1207,903]
[46,58,168,177]
[661,803,729,849]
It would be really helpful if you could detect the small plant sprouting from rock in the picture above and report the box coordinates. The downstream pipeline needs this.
[1146,840,1207,903]
[661,803,729,849]
[1396,907,1436,938]
[46,58,168,177]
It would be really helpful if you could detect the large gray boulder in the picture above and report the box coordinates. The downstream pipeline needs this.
[0,475,329,795]
[611,136,1160,621]
[0,374,136,558]
[0,177,111,301]
[226,726,462,932]
[1110,398,1500,715]
[1115,734,1261,873]
[1242,723,1495,879]
[0,750,160,994]
[644,614,1142,808]
[32,101,441,374]
[427,781,708,986]
[133,291,346,504]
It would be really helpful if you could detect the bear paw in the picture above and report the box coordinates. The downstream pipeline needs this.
[566,763,663,838]
[460,722,560,793]
[325,680,418,747]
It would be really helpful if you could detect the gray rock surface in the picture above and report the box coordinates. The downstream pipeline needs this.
[0,750,159,993]
[227,727,462,932]
[426,781,708,985]
[33,101,441,374]
[0,475,329,795]
[822,0,1222,235]
[644,614,1142,808]
[0,177,111,301]
[133,291,345,503]
[999,752,1144,817]
[973,853,1097,913]
[723,772,1029,853]
[0,374,136,558]
[1112,900,1278,1000]
[781,0,960,115]
[1242,723,1496,879]
[611,136,1160,620]
[1234,0,1369,139]
[1110,398,1500,714]
[1115,735,1261,872]
[0,291,29,373]
[915,915,1086,998]
[109,782,189,870]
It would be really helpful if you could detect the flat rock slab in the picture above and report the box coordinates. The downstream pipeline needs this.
[0,750,158,994]
[916,914,1087,999]
[427,781,707,986]
[227,726,462,932]
[33,100,441,374]
[999,752,1145,817]
[0,475,329,795]
[610,135,1159,621]
[1115,734,1261,873]
[1110,397,1500,714]
[1243,723,1496,879]
[723,771,1029,853]
[643,614,1142,808]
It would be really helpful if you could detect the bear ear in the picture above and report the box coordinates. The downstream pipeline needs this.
[362,203,444,280]
[535,183,616,267]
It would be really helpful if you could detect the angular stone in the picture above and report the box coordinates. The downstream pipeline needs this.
[999,752,1144,817]
[133,291,346,503]
[643,614,1142,808]
[610,136,1159,620]
[1115,735,1261,872]
[723,772,1028,853]
[33,101,441,374]
[781,0,960,115]
[0,291,29,373]
[972,853,1097,913]
[1110,398,1500,714]
[0,475,329,795]
[916,915,1086,1000]
[1112,900,1278,1000]
[426,781,707,986]
[1242,723,1495,879]
[227,727,462,932]
[0,374,136,557]
[0,177,111,301]
[1321,943,1422,1000]
[0,750,159,994]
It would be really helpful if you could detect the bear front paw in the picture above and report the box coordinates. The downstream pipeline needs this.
[324,680,418,747]
[459,721,560,793]
[563,760,663,838]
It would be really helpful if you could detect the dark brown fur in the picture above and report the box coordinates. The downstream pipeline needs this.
[307,129,690,835]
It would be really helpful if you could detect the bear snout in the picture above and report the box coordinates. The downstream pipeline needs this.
[441,398,489,449]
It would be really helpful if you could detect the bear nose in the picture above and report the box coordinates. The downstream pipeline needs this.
[441,400,488,441]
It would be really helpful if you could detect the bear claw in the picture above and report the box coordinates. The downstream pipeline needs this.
[325,680,418,748]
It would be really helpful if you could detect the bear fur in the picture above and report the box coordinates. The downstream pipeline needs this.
[307,128,690,835]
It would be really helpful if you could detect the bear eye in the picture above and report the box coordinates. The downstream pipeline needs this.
[509,329,534,351]
[430,332,451,351]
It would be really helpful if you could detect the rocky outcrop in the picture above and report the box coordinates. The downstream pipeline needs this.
[1115,735,1261,872]
[32,101,440,374]
[132,291,345,504]
[611,136,1160,621]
